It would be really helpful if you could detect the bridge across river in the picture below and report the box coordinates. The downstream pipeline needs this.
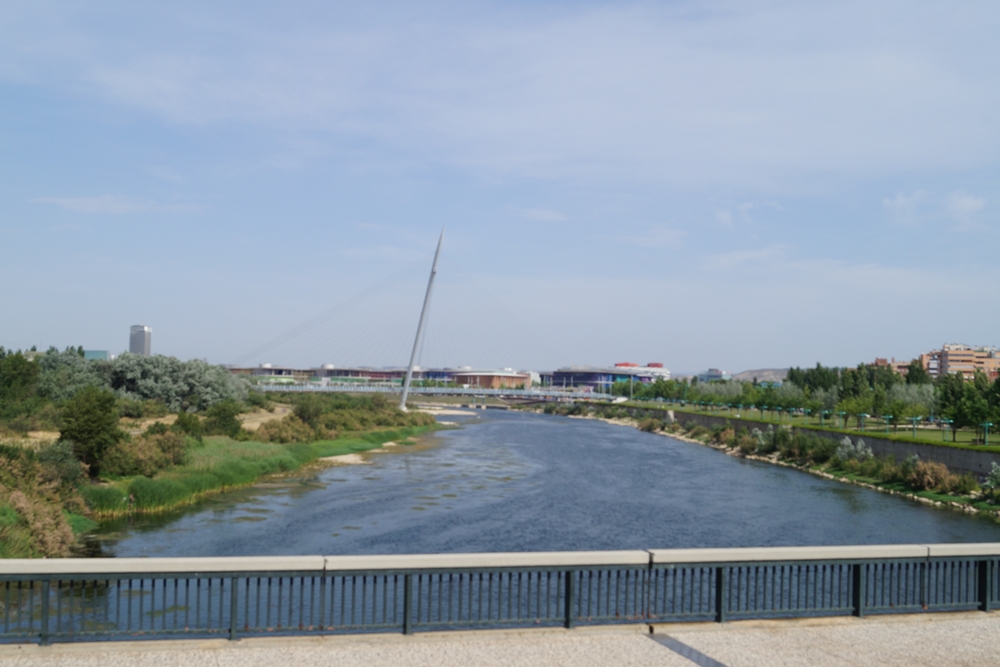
[258,383,611,401]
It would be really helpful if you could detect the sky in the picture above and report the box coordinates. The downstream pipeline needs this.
[2,0,998,374]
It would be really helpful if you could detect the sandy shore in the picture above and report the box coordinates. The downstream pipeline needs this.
[415,407,473,416]
[317,453,370,466]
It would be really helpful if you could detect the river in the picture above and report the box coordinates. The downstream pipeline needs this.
[92,410,1000,557]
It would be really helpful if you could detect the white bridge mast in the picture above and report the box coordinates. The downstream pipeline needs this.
[399,229,444,411]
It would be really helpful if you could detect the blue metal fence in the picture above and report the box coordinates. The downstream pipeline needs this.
[1,546,997,645]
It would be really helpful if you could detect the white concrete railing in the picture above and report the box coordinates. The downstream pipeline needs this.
[3,544,1000,575]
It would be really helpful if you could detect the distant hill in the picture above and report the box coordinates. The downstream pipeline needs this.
[731,368,788,383]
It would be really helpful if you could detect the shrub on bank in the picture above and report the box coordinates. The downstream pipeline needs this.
[638,418,663,432]
[101,431,190,477]
[255,414,322,443]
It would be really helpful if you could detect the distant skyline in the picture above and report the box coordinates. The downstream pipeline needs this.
[3,1,998,372]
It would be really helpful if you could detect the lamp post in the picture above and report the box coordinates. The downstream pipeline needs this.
[837,411,846,429]
[906,416,922,439]
[883,415,892,435]
[982,422,994,446]
[860,413,868,432]
[804,408,812,424]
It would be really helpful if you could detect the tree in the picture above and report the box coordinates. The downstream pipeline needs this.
[838,395,872,429]
[293,394,325,426]
[937,372,966,440]
[905,359,931,385]
[202,400,244,438]
[60,386,123,477]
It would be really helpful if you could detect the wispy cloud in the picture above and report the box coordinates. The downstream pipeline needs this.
[7,2,997,190]
[32,195,199,214]
[705,245,786,270]
[608,225,683,249]
[947,190,985,215]
[882,190,925,224]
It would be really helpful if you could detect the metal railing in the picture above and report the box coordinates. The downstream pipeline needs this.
[1,545,998,645]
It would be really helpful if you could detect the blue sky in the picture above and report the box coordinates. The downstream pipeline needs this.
[2,1,998,373]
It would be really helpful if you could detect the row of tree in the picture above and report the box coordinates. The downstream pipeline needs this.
[614,361,1000,441]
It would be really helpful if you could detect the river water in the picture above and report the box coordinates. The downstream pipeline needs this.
[94,410,1000,557]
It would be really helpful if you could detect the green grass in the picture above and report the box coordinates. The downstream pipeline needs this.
[65,512,98,534]
[0,504,36,558]
[615,401,1000,453]
[83,425,440,516]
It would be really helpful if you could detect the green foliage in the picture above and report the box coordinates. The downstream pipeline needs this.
[202,400,246,438]
[906,360,932,385]
[172,411,203,440]
[255,414,318,443]
[0,350,43,421]
[60,385,124,477]
[292,394,325,426]
[102,354,250,412]
[637,418,663,432]
[101,432,190,477]
[787,363,841,392]
[37,440,86,488]
[245,391,272,410]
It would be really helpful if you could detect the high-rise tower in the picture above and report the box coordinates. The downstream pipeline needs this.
[129,325,152,356]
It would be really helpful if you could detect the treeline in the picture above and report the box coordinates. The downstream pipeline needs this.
[0,346,250,434]
[611,361,1000,442]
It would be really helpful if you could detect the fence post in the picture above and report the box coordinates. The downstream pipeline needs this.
[229,577,239,641]
[979,560,993,612]
[715,567,728,623]
[564,570,575,629]
[852,563,865,617]
[403,574,413,635]
[40,580,50,646]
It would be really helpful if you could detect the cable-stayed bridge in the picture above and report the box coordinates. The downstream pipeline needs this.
[240,231,610,402]
[257,382,610,401]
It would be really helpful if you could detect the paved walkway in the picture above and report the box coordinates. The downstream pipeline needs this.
[2,611,997,667]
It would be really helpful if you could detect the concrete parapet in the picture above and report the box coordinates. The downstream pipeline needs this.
[649,545,929,563]
[324,550,650,571]
[0,555,326,575]
[7,545,1000,576]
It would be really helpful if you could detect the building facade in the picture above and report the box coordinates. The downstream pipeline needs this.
[895,344,1000,380]
[550,363,671,391]
[129,325,151,356]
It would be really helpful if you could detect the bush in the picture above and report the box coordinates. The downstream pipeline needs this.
[202,400,245,438]
[255,415,320,443]
[637,418,663,433]
[835,437,872,462]
[37,440,86,488]
[172,411,203,440]
[941,473,978,495]
[906,461,949,491]
[101,432,189,477]
[293,394,325,426]
[245,391,272,410]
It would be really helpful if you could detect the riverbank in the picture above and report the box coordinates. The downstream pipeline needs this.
[533,406,1000,520]
[82,425,441,519]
